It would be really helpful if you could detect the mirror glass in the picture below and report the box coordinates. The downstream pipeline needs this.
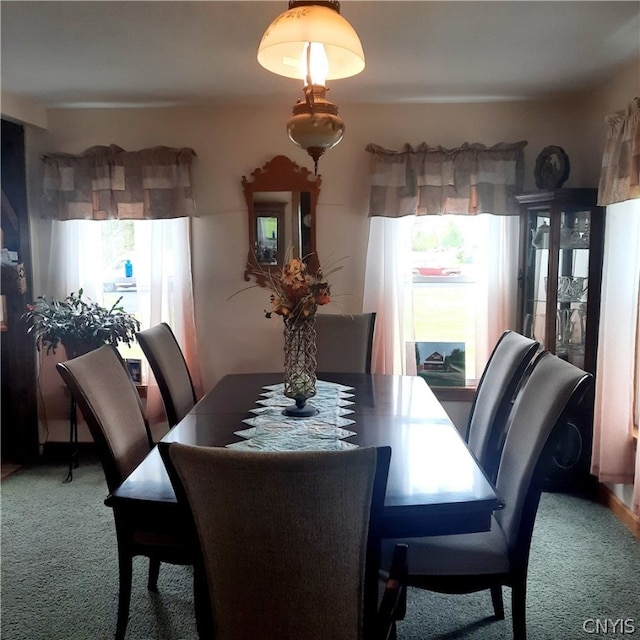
[242,156,321,286]
[253,199,285,266]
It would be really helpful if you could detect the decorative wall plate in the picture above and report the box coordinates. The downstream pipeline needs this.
[534,145,570,189]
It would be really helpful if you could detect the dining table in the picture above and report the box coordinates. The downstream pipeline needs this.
[108,372,502,539]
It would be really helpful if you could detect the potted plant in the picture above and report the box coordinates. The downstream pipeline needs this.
[22,289,141,357]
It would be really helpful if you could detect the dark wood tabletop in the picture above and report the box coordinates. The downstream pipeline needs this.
[108,372,502,538]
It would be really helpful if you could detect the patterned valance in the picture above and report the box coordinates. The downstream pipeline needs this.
[41,145,197,220]
[598,97,640,206]
[365,140,527,217]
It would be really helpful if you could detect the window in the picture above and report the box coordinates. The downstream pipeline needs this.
[410,216,478,381]
[47,216,193,381]
[408,214,519,385]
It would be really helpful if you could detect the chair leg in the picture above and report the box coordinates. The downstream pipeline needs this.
[397,583,407,621]
[147,557,160,592]
[511,582,527,640]
[194,563,214,640]
[490,585,505,620]
[115,551,133,640]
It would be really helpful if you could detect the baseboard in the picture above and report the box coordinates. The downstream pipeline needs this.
[597,483,640,540]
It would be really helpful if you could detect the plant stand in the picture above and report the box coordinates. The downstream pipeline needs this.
[63,397,80,483]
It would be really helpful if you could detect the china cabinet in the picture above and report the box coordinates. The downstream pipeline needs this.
[516,188,604,491]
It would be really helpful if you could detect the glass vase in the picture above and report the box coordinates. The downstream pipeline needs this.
[282,315,318,417]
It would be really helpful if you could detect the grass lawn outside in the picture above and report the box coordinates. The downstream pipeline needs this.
[411,281,478,382]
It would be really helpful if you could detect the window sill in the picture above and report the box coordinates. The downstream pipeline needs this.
[431,386,476,402]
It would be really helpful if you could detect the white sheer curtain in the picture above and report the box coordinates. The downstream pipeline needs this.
[591,199,640,515]
[363,213,519,377]
[471,213,520,372]
[47,219,104,300]
[363,216,415,375]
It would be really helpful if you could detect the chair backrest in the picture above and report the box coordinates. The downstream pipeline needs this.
[494,351,592,559]
[159,443,391,640]
[466,330,539,480]
[315,312,376,374]
[56,345,152,493]
[136,322,197,427]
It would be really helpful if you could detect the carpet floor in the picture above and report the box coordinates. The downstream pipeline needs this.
[2,458,638,639]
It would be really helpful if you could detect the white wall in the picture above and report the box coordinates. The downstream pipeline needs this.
[25,56,639,441]
[1,91,48,130]
[37,92,610,388]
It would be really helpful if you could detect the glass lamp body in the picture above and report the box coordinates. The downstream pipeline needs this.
[286,85,345,171]
[287,108,345,151]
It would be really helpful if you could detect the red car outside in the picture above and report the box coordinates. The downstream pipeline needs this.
[412,266,462,278]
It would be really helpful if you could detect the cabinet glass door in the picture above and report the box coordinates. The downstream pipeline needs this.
[522,204,591,370]
[558,208,591,369]
[523,208,551,351]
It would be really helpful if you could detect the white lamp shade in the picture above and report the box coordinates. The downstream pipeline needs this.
[258,4,365,81]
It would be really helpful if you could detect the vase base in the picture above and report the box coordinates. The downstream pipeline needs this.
[282,403,319,418]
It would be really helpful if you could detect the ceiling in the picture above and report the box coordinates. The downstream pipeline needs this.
[1,1,639,109]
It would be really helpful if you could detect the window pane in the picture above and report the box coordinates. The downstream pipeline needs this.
[411,216,480,382]
[78,220,175,368]
[100,219,137,309]
[94,220,143,362]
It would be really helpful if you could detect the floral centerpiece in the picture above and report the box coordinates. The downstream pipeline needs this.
[266,256,339,415]
[232,254,342,416]
[22,289,141,357]
[263,256,332,321]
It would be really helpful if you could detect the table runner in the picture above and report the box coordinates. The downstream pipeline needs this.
[226,380,358,451]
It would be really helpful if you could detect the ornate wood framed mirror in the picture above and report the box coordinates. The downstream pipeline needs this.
[242,156,321,286]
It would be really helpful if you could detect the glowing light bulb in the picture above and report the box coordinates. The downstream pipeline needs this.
[301,42,329,86]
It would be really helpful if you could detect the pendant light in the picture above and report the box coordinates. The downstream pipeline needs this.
[258,1,365,173]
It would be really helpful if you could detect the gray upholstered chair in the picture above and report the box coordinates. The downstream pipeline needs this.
[56,345,191,640]
[466,330,539,481]
[159,443,407,640]
[315,312,376,374]
[382,351,592,640]
[136,322,197,428]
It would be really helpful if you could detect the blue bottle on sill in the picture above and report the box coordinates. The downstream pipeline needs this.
[124,259,133,278]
